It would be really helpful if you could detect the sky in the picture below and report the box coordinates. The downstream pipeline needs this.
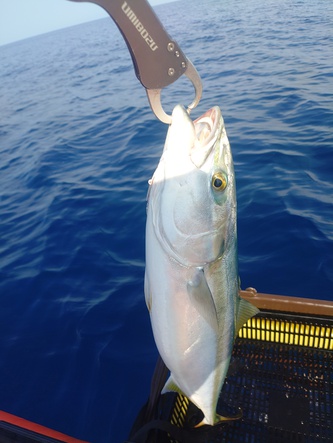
[0,0,170,46]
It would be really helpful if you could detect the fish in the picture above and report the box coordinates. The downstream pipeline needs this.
[144,104,259,426]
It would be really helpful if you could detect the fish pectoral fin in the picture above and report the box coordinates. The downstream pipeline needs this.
[187,268,219,332]
[235,298,259,335]
[144,272,152,312]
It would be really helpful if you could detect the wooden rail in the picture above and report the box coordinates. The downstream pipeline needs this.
[240,288,333,317]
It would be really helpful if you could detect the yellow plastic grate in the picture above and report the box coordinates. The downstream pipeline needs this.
[170,394,189,428]
[238,315,333,350]
[168,394,190,443]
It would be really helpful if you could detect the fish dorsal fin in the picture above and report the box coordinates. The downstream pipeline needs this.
[187,268,219,333]
[235,298,259,335]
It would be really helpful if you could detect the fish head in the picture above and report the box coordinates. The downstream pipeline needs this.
[150,105,236,267]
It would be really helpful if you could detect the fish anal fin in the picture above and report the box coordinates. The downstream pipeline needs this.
[235,298,259,335]
[187,268,219,332]
[162,375,185,396]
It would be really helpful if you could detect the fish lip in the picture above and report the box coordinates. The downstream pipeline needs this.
[194,106,221,126]
[194,106,222,139]
[191,106,222,168]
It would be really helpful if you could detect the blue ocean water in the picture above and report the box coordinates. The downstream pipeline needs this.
[0,0,332,442]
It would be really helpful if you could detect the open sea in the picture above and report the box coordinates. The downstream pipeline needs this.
[0,0,332,441]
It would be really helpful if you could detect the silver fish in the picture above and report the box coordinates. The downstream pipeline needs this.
[144,105,258,425]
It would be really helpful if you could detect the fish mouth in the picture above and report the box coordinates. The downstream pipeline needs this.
[191,107,222,168]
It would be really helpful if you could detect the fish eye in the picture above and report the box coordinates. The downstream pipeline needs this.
[212,172,227,191]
